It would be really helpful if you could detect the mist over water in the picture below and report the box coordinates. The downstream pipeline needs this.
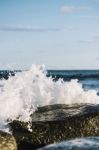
[0,64,99,131]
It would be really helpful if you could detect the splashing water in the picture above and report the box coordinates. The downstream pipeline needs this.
[39,137,99,150]
[0,64,99,131]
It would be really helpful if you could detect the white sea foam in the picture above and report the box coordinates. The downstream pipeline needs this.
[0,64,99,131]
[39,137,99,150]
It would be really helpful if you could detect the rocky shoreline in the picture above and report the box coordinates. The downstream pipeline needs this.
[1,103,99,150]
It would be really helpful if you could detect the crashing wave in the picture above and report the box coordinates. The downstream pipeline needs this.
[0,64,99,131]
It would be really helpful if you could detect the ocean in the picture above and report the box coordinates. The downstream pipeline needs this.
[1,65,99,149]
[1,69,99,91]
[48,70,99,91]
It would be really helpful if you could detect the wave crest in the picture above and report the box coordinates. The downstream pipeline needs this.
[0,64,99,131]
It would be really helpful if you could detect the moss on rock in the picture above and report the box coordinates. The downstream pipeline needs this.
[0,131,17,150]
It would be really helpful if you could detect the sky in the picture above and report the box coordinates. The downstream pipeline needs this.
[0,0,99,69]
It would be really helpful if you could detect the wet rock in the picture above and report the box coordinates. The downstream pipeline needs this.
[0,130,17,150]
[10,104,99,149]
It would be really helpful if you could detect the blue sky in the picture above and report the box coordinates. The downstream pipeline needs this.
[0,0,99,69]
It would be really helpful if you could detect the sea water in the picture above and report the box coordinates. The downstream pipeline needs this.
[39,137,99,150]
[0,65,99,149]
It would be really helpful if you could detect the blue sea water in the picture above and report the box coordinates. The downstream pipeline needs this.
[48,70,99,91]
[39,137,99,150]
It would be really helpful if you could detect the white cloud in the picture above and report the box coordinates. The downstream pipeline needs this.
[0,25,78,33]
[60,6,91,13]
[80,15,99,18]
[0,25,60,32]
[79,37,99,44]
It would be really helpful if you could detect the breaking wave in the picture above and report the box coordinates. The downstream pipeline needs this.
[0,64,99,131]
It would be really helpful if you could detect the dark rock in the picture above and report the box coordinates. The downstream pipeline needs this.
[10,104,99,149]
[0,130,17,150]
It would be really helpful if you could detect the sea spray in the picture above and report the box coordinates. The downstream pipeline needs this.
[39,137,99,150]
[0,64,99,131]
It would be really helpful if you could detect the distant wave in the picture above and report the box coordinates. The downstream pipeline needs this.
[1,70,99,80]
[47,70,99,81]
[0,70,21,80]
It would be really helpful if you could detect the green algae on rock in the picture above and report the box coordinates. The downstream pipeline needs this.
[10,104,99,149]
[0,131,17,150]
